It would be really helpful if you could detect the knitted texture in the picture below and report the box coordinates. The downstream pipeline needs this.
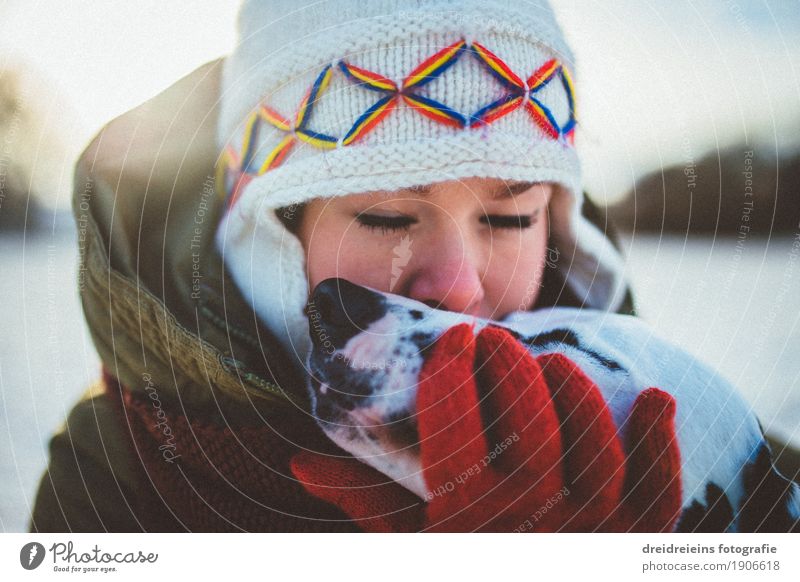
[215,0,628,361]
[102,369,357,532]
[218,39,577,209]
[290,451,425,532]
[290,324,683,532]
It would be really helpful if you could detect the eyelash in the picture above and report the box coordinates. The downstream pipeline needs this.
[480,214,535,229]
[355,211,539,234]
[355,214,416,234]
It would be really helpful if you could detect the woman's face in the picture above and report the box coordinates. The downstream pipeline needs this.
[297,177,552,318]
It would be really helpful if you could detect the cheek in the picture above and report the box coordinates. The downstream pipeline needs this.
[484,223,549,314]
[303,221,397,292]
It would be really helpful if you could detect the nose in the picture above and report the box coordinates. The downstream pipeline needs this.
[405,235,484,315]
[307,278,388,349]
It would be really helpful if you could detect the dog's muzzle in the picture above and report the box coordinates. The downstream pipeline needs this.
[306,277,388,350]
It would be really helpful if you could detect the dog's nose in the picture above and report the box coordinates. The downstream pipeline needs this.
[307,278,387,348]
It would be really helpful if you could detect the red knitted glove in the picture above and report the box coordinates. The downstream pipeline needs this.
[291,324,682,532]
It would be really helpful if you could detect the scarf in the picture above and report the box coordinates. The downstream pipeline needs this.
[103,369,358,532]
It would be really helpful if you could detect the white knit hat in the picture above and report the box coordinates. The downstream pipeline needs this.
[215,0,627,361]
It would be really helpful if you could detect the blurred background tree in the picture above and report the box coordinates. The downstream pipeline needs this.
[607,145,800,234]
[0,65,40,230]
[0,58,74,232]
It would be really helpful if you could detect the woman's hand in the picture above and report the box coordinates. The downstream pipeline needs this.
[290,324,682,532]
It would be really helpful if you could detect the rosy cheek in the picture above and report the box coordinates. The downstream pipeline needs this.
[313,227,393,290]
[485,230,548,314]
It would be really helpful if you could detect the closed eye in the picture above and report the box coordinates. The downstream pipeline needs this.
[480,209,539,229]
[356,213,416,234]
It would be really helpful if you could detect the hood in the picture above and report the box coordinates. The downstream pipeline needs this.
[74,59,307,421]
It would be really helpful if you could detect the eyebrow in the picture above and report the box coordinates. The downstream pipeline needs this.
[400,181,537,198]
[490,181,537,199]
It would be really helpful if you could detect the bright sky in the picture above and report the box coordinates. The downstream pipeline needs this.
[1,0,798,208]
[557,0,800,202]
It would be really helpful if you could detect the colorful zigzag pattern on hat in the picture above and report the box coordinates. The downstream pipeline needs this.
[218,39,577,207]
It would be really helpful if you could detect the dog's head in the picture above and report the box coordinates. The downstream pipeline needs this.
[305,278,478,497]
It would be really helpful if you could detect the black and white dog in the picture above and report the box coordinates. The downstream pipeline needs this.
[305,278,799,532]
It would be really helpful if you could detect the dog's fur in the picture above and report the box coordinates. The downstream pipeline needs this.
[305,278,800,532]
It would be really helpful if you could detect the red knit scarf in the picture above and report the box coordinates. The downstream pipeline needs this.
[102,369,357,532]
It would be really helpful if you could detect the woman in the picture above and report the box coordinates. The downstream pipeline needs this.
[30,0,797,532]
